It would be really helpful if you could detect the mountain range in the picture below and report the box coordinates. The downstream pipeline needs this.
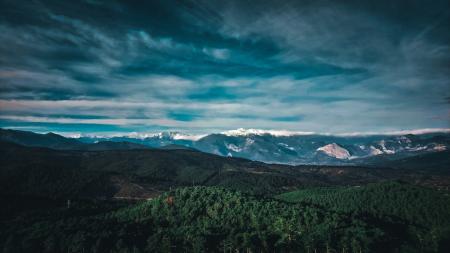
[77,128,450,165]
[2,128,449,166]
[2,137,449,201]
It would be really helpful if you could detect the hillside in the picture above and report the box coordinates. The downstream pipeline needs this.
[1,140,449,252]
[373,150,450,175]
[0,129,84,149]
[3,140,447,200]
[3,185,449,252]
[277,182,450,252]
[0,129,150,151]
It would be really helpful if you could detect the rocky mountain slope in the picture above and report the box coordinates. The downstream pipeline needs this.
[76,128,450,165]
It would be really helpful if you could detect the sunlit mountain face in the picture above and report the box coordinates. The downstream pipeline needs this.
[0,0,449,136]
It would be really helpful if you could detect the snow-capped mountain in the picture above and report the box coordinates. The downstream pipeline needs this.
[221,128,315,137]
[74,128,450,165]
[77,131,203,149]
[127,132,206,141]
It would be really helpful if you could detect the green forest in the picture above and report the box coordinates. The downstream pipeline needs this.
[1,182,450,253]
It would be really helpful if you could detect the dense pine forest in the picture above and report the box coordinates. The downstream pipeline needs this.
[1,182,450,252]
[277,182,450,252]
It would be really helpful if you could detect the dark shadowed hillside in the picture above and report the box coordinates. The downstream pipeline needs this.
[1,140,449,200]
[0,129,150,151]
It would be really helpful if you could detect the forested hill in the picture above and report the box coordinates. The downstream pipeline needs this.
[276,182,450,252]
[2,140,448,200]
[2,183,449,252]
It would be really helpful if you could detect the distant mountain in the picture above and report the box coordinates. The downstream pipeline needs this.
[77,131,198,148]
[197,130,450,165]
[83,141,151,151]
[76,129,449,165]
[2,128,449,165]
[0,129,150,151]
[0,129,85,150]
[159,144,197,150]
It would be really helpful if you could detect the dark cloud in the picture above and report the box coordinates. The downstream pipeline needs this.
[0,0,449,134]
[167,111,200,122]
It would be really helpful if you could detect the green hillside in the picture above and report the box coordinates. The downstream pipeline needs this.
[3,185,449,252]
[0,187,397,253]
[277,181,450,252]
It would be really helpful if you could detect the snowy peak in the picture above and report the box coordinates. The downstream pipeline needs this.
[64,128,450,165]
[221,128,315,137]
[317,143,351,159]
[126,132,205,141]
[171,133,207,141]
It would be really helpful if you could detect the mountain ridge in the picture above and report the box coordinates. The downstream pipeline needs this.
[2,128,449,165]
[2,139,450,201]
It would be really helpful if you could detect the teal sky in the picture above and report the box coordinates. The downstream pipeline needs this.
[0,0,449,135]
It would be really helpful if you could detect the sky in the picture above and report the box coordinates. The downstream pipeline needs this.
[0,0,449,136]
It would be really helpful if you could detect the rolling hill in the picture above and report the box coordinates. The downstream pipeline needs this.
[1,138,449,200]
[0,129,150,151]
